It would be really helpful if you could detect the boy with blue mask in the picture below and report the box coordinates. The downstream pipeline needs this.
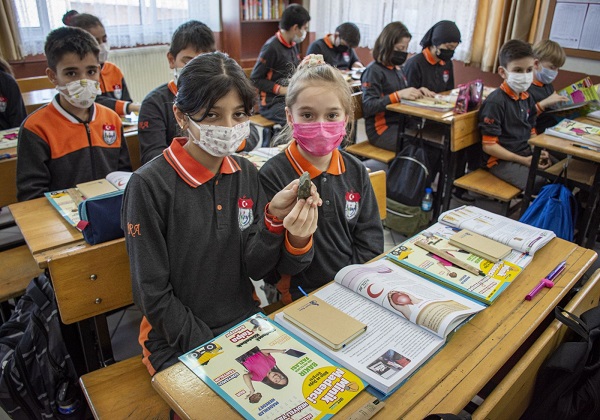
[478,39,551,193]
[16,26,131,202]
[529,40,569,133]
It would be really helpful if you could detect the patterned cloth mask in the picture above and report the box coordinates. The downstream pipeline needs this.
[293,121,346,156]
[187,118,250,157]
[57,79,102,109]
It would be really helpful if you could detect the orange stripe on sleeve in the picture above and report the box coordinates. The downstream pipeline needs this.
[482,135,499,144]
[284,231,312,255]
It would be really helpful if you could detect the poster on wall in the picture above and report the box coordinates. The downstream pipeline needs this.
[550,1,600,51]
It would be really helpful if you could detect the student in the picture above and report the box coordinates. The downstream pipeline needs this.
[404,20,461,93]
[138,20,216,165]
[260,54,383,303]
[479,39,550,192]
[529,40,569,133]
[0,58,26,130]
[16,27,131,202]
[361,21,427,151]
[250,4,311,125]
[122,52,320,375]
[63,10,140,116]
[306,22,364,70]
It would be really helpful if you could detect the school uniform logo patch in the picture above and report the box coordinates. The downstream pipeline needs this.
[238,197,254,231]
[0,97,7,113]
[113,84,122,100]
[343,52,350,63]
[102,124,117,145]
[345,192,361,220]
[443,70,449,83]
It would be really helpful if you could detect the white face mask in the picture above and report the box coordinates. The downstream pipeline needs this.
[293,29,307,44]
[98,42,110,63]
[57,79,102,109]
[505,71,533,94]
[187,118,250,157]
[173,67,181,83]
[535,65,558,85]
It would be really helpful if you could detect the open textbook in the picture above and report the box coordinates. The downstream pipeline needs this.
[438,206,555,255]
[179,314,365,420]
[545,119,600,148]
[386,223,532,305]
[0,128,18,150]
[45,171,132,227]
[275,259,485,396]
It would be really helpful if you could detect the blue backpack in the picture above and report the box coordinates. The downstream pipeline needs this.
[519,167,577,241]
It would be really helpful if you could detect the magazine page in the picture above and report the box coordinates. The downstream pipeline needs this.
[334,259,485,338]
[180,314,365,420]
[44,189,84,227]
[385,223,529,305]
[105,171,133,190]
[545,119,600,147]
[275,282,445,396]
[438,206,555,255]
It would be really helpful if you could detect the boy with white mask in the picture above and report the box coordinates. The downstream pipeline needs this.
[479,39,550,193]
[16,27,131,201]
[529,40,569,133]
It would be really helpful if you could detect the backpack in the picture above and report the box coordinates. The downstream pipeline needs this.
[523,304,600,420]
[0,274,85,419]
[384,198,431,237]
[387,135,439,207]
[519,167,577,241]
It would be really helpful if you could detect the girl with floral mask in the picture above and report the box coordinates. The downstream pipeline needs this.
[122,52,320,376]
[529,40,569,134]
[361,21,427,151]
[259,54,384,304]
[63,10,140,116]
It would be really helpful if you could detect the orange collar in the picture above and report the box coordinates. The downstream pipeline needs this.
[276,31,295,48]
[168,80,178,96]
[423,48,445,66]
[532,78,544,87]
[163,137,241,187]
[285,141,346,178]
[500,81,529,101]
[323,34,334,49]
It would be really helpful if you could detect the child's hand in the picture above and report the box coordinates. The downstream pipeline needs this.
[539,92,569,110]
[538,150,552,169]
[398,87,423,101]
[269,180,321,220]
[419,87,436,98]
[284,199,319,248]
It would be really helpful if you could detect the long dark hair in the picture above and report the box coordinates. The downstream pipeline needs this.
[174,51,255,121]
[261,365,288,389]
[372,21,412,66]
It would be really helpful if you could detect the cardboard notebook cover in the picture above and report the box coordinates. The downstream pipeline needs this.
[282,296,367,350]
[449,230,512,262]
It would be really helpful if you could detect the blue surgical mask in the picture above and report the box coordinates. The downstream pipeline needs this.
[535,65,558,85]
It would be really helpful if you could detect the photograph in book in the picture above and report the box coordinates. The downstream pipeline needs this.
[385,223,529,305]
[179,314,365,420]
[438,206,555,255]
[275,259,485,396]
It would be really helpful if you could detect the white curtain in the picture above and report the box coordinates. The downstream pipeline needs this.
[310,0,479,62]
[12,0,221,56]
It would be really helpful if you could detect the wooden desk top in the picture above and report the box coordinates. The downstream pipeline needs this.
[386,102,478,125]
[152,238,597,419]
[9,197,87,268]
[529,133,600,164]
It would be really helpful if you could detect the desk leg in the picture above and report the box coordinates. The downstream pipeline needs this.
[76,315,115,372]
[582,165,600,249]
[442,149,457,213]
[520,147,541,217]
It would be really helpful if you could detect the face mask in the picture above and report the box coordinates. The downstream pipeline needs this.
[505,71,533,94]
[535,65,558,84]
[57,79,101,109]
[187,118,249,157]
[98,42,110,63]
[293,121,346,157]
[293,29,307,44]
[173,67,181,82]
[390,50,408,66]
[437,48,454,61]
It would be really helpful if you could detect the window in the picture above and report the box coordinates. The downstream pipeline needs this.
[309,0,478,62]
[11,0,221,56]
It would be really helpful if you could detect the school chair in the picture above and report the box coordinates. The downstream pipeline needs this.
[368,170,387,220]
[453,169,521,216]
[0,157,18,208]
[345,92,395,164]
[242,67,278,147]
[16,76,54,93]
[16,76,56,114]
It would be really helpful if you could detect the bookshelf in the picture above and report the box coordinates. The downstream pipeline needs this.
[221,0,305,68]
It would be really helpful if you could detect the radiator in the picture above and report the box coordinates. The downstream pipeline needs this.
[108,45,172,104]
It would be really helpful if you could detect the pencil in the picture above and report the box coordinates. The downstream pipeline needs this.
[415,240,485,276]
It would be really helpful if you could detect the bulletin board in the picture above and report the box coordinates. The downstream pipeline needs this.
[542,0,600,59]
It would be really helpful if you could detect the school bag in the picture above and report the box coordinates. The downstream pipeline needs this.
[384,198,430,237]
[519,166,577,241]
[522,304,600,420]
[0,274,85,419]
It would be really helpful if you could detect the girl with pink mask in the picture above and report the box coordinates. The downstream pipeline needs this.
[259,54,384,304]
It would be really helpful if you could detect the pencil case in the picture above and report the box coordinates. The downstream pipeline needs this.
[77,190,124,245]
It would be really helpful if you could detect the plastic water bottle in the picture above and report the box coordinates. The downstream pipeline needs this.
[421,187,433,212]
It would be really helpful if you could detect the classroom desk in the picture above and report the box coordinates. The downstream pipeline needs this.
[521,133,600,249]
[151,239,597,419]
[9,197,131,372]
[22,88,55,114]
[386,103,479,217]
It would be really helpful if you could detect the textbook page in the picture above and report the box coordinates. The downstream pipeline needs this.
[275,282,445,396]
[438,206,555,255]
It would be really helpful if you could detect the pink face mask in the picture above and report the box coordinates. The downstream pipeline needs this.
[293,121,346,157]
